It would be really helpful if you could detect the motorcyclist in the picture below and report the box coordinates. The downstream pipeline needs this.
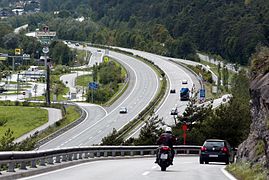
[155,127,176,165]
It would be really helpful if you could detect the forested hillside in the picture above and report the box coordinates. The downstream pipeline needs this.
[1,0,268,65]
[37,0,269,65]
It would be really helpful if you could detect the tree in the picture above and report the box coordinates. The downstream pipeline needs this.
[134,116,163,145]
[3,33,19,50]
[0,128,16,151]
[101,128,123,145]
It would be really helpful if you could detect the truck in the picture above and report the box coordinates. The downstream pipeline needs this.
[180,87,190,101]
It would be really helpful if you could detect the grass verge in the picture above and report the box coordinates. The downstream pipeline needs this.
[30,105,81,143]
[0,106,48,138]
[75,58,128,106]
[227,162,267,180]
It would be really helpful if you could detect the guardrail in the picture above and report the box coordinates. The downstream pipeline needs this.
[0,145,200,178]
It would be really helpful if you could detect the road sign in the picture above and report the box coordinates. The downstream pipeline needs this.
[36,31,56,37]
[23,54,30,60]
[89,82,99,90]
[212,86,217,94]
[15,48,21,55]
[199,89,205,98]
[104,56,109,63]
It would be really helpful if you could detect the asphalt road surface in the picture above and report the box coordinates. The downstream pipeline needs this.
[114,48,202,138]
[39,47,159,149]
[19,156,234,180]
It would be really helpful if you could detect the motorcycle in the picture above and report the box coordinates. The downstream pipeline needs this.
[157,146,173,171]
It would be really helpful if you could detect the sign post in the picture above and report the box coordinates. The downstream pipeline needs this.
[182,123,188,145]
[88,82,99,103]
[199,88,206,103]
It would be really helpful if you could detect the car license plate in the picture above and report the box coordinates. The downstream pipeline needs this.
[209,155,218,157]
[160,154,168,159]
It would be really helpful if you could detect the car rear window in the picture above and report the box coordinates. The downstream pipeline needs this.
[204,141,224,147]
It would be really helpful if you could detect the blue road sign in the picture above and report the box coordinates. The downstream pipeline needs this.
[200,89,205,98]
[89,82,99,90]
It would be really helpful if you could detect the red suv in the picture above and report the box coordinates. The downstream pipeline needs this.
[200,139,235,164]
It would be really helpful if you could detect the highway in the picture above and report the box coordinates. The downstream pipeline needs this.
[19,156,233,180]
[39,48,159,149]
[111,48,202,138]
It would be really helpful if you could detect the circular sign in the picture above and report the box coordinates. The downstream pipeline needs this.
[104,56,109,63]
[42,47,49,54]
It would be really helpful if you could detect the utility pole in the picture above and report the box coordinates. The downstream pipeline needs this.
[42,46,50,105]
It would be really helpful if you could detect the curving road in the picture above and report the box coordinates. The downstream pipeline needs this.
[112,48,201,138]
[39,47,159,149]
[19,156,234,180]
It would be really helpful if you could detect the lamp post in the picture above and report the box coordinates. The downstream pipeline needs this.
[42,46,50,105]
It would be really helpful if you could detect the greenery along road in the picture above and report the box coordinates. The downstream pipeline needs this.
[1,0,266,72]
[76,58,127,104]
[0,106,48,138]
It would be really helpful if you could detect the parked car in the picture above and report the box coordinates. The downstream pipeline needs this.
[200,139,235,164]
[119,107,128,114]
[75,43,79,46]
[170,89,176,93]
[170,108,178,115]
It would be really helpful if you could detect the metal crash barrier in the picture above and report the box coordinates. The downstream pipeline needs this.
[0,145,201,179]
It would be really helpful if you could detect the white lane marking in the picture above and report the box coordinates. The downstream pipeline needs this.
[40,105,89,149]
[88,137,93,140]
[18,161,104,180]
[221,167,237,180]
[110,54,159,132]
[152,165,158,169]
[45,52,138,147]
[142,171,150,176]
[97,130,102,134]
[125,50,196,139]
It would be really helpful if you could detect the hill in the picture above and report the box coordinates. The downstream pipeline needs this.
[36,0,269,65]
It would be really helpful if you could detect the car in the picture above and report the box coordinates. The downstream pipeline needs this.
[97,49,102,52]
[170,89,176,93]
[75,43,79,46]
[170,108,178,115]
[182,80,188,84]
[200,139,235,164]
[119,107,128,114]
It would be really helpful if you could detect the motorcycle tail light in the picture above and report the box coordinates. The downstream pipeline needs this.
[161,146,171,151]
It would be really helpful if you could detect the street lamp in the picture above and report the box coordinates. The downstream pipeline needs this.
[42,46,50,105]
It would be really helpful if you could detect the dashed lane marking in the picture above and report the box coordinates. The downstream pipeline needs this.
[142,171,150,176]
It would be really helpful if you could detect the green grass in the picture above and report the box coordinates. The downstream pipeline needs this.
[0,106,48,138]
[64,106,81,124]
[185,64,228,100]
[103,82,127,106]
[200,60,219,76]
[75,59,128,105]
[227,162,267,180]
[200,60,236,82]
[34,106,81,141]
[76,74,93,87]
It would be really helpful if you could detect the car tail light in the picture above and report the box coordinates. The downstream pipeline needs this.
[201,146,207,152]
[221,147,228,153]
[161,146,171,151]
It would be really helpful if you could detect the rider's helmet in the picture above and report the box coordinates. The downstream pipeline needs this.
[165,127,172,133]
